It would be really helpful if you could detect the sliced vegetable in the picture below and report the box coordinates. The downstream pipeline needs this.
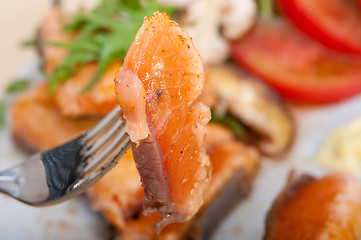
[204,65,293,156]
[230,19,361,103]
[277,0,361,54]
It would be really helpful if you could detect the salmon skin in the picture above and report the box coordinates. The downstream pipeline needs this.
[114,11,211,232]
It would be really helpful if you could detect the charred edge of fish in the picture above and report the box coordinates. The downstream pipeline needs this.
[131,136,173,220]
[188,170,256,240]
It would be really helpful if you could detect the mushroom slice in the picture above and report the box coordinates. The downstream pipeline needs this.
[203,64,294,156]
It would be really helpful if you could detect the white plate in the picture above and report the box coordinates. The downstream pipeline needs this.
[2,59,361,239]
[214,91,361,239]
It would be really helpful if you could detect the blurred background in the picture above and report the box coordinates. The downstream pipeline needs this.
[0,0,99,92]
[0,0,49,91]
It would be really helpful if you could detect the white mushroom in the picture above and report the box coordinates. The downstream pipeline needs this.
[221,0,258,40]
[160,0,257,64]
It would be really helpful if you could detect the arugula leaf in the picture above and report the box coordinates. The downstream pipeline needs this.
[0,79,30,128]
[6,79,29,94]
[258,0,274,18]
[49,0,175,93]
[22,39,36,47]
[211,110,249,143]
[38,65,45,75]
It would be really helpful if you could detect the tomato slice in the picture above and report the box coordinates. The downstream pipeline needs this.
[230,19,361,103]
[277,0,361,54]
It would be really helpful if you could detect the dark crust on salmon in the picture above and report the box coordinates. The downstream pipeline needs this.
[263,172,316,240]
[188,160,259,240]
[131,136,173,215]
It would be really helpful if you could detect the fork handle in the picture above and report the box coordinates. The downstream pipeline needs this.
[0,166,22,196]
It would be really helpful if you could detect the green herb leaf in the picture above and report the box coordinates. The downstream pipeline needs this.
[49,0,175,93]
[258,0,274,18]
[38,65,45,75]
[6,79,29,94]
[1,79,30,128]
[22,39,36,47]
[211,110,249,143]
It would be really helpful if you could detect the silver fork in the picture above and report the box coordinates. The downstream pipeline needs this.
[0,106,131,206]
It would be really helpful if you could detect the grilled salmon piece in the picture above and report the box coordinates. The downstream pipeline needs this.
[264,173,361,240]
[87,150,144,230]
[54,61,120,117]
[10,83,98,152]
[119,123,259,239]
[38,8,118,118]
[38,8,71,74]
[114,12,211,231]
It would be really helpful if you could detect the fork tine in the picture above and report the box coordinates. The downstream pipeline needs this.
[82,119,125,159]
[81,124,128,174]
[68,137,131,193]
[84,106,120,142]
[0,104,134,206]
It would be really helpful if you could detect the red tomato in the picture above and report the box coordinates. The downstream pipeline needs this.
[230,19,361,103]
[277,0,361,54]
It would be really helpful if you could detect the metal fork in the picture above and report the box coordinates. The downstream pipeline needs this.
[0,106,131,206]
